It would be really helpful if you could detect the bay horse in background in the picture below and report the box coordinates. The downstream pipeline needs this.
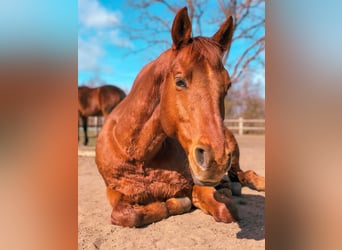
[78,85,126,145]
[96,7,265,228]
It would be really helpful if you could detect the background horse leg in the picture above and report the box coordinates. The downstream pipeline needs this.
[225,128,265,191]
[81,115,88,145]
[192,185,239,223]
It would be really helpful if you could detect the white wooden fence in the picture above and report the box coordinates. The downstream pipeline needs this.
[78,116,104,133]
[80,117,265,135]
[224,117,265,135]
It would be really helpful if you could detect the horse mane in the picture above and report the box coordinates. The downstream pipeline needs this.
[185,37,224,71]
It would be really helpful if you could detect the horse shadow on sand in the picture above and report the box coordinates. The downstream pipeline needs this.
[137,192,265,241]
[233,193,265,240]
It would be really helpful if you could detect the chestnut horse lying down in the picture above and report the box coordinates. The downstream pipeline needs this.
[96,7,265,227]
[78,85,126,145]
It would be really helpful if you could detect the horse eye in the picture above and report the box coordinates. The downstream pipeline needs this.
[176,79,187,88]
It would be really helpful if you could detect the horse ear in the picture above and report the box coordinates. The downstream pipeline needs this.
[212,16,234,54]
[171,7,192,49]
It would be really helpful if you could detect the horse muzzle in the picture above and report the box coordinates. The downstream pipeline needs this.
[188,144,230,186]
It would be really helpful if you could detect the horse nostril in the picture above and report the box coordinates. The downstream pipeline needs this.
[194,147,210,170]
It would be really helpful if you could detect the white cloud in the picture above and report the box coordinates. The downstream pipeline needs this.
[79,0,120,28]
[108,30,133,48]
[78,0,134,76]
[78,36,115,73]
[78,37,104,71]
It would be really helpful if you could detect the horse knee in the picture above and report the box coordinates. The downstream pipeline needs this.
[166,197,192,215]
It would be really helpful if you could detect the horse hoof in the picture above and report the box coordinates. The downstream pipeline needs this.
[231,182,242,196]
[213,191,240,222]
[254,176,265,191]
[245,170,265,191]
[166,197,192,215]
[217,188,232,199]
[212,200,239,223]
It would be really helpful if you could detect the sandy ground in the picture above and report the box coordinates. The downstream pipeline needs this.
[78,135,265,249]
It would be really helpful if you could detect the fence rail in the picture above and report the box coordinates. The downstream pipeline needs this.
[80,117,265,135]
[78,116,104,133]
[224,117,265,135]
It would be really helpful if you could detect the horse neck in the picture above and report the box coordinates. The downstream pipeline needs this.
[113,54,170,161]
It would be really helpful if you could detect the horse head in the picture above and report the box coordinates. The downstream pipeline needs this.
[159,7,234,186]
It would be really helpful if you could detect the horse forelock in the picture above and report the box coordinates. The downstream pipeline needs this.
[175,37,224,71]
[146,38,222,80]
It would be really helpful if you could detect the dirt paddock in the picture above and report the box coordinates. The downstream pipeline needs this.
[78,135,265,249]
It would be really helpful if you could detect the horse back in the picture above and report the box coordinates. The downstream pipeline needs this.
[98,85,126,116]
[78,86,101,116]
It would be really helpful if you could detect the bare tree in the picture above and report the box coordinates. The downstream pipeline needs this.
[125,0,264,84]
[216,0,265,81]
[123,0,265,119]
[225,71,264,118]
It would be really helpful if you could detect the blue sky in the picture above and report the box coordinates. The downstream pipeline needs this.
[78,0,265,95]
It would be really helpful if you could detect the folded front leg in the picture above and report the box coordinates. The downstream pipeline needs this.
[236,170,265,191]
[111,201,169,227]
[225,128,265,191]
[192,185,239,223]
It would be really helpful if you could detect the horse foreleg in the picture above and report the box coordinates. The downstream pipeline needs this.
[111,199,191,228]
[192,185,239,223]
[81,115,88,145]
[107,187,191,227]
[236,170,265,191]
[225,128,265,191]
[111,201,168,227]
